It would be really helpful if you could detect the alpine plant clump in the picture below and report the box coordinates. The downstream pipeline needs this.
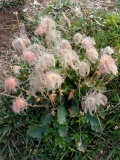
[7,15,118,114]
[3,8,119,155]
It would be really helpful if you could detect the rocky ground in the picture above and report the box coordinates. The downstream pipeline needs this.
[0,0,118,88]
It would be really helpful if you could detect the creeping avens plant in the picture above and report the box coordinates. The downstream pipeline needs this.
[1,1,119,158]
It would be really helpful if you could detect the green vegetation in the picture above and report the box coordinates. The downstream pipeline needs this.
[0,0,24,9]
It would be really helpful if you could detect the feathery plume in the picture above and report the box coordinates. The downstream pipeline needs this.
[44,71,64,91]
[35,53,55,72]
[78,61,90,77]
[82,92,107,115]
[74,6,83,18]
[34,25,46,36]
[60,13,71,27]
[98,54,118,75]
[57,39,72,52]
[5,77,19,92]
[22,51,37,65]
[73,33,83,45]
[12,37,31,53]
[45,29,61,46]
[12,97,28,114]
[81,37,96,50]
[12,65,21,75]
[25,44,45,57]
[39,16,56,31]
[29,73,45,95]
[12,24,31,53]
[57,48,80,70]
[101,46,114,55]
[85,47,98,64]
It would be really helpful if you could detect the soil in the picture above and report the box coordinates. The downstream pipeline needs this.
[0,4,24,88]
[0,0,118,88]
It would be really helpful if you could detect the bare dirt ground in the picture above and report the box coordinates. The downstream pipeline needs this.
[0,5,24,87]
[0,0,117,88]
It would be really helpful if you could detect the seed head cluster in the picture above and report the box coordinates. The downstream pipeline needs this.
[82,92,107,115]
[5,77,19,92]
[8,15,118,115]
[12,37,31,53]
[35,53,55,72]
[101,46,114,55]
[73,33,83,45]
[60,12,71,27]
[98,54,118,75]
[26,44,45,58]
[12,97,28,114]
[22,51,37,65]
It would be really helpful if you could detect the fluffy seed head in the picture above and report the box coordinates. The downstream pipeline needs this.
[35,53,55,72]
[25,44,45,57]
[98,54,118,75]
[5,77,19,92]
[45,29,61,46]
[82,92,107,115]
[85,47,98,63]
[57,48,80,70]
[81,37,96,50]
[34,25,46,35]
[57,40,72,52]
[101,46,114,55]
[29,74,44,95]
[12,65,21,75]
[60,13,71,27]
[44,71,64,91]
[74,6,83,18]
[39,16,56,31]
[22,51,37,65]
[12,97,28,114]
[78,61,90,77]
[12,37,31,53]
[73,33,83,45]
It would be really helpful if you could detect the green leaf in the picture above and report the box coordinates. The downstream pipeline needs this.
[41,111,52,125]
[98,106,106,119]
[80,85,90,96]
[58,124,68,137]
[71,101,79,115]
[57,105,67,124]
[77,138,87,153]
[42,125,49,136]
[86,112,103,132]
[27,125,43,139]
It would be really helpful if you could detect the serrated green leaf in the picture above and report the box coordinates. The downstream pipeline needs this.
[58,124,68,137]
[57,105,67,124]
[86,112,103,132]
[71,101,79,114]
[42,125,49,136]
[91,125,102,133]
[27,125,43,139]
[41,111,52,125]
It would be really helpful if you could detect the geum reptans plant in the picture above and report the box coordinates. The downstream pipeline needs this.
[3,11,119,156]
